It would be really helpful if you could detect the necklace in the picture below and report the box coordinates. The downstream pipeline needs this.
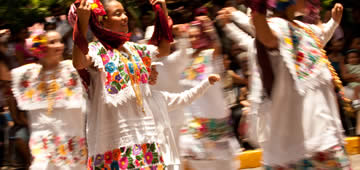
[117,50,146,114]
[39,66,60,115]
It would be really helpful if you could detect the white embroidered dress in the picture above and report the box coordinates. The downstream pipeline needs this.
[87,41,210,170]
[179,49,240,170]
[247,18,344,166]
[11,60,87,170]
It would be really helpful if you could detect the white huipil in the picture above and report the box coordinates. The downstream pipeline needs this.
[179,48,240,170]
[152,38,193,150]
[86,41,212,170]
[222,10,344,166]
[11,60,87,170]
[249,18,343,166]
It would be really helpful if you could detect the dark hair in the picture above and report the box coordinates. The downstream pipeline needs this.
[346,49,360,56]
[101,0,123,10]
[344,49,360,64]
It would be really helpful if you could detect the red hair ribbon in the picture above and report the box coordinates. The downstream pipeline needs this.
[148,4,174,46]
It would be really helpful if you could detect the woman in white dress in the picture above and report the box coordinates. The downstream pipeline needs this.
[219,0,351,169]
[11,30,87,170]
[71,0,220,169]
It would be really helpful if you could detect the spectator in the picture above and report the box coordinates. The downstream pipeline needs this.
[350,36,360,51]
[327,38,346,77]
[13,28,37,65]
[344,49,360,100]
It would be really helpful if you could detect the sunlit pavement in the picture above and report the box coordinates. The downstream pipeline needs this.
[243,155,360,170]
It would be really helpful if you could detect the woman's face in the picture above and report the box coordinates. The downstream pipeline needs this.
[42,31,64,65]
[351,38,360,51]
[189,27,201,47]
[347,52,360,65]
[103,1,129,33]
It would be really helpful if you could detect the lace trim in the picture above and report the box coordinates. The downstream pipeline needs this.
[103,83,152,107]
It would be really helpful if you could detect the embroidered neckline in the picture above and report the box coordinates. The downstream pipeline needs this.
[182,49,213,85]
[88,41,155,107]
[11,60,84,111]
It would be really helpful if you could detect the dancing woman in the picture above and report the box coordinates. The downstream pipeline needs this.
[229,0,351,169]
[70,0,214,169]
[11,30,87,169]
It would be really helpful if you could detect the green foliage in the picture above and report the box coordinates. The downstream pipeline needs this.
[321,0,334,10]
[0,0,73,30]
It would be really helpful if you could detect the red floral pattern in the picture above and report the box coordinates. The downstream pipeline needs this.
[88,142,165,170]
[88,41,152,95]
[29,135,87,166]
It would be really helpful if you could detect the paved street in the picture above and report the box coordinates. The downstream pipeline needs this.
[244,155,360,170]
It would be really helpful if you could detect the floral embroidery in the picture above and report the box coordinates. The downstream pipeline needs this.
[285,23,325,81]
[13,61,83,111]
[182,50,212,81]
[187,117,233,141]
[89,42,152,96]
[89,142,165,170]
[29,135,87,166]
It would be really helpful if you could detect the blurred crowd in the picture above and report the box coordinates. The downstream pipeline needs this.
[0,0,359,169]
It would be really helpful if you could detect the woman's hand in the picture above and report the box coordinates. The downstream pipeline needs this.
[208,74,221,85]
[195,16,215,33]
[149,0,168,16]
[77,0,91,36]
[332,3,343,23]
[149,0,166,6]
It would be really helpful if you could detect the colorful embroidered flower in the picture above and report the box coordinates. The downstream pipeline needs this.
[113,72,122,82]
[137,50,143,57]
[104,151,113,164]
[88,156,93,167]
[101,54,110,64]
[160,155,164,163]
[55,136,61,146]
[58,144,67,156]
[128,63,135,74]
[67,78,77,86]
[284,37,293,45]
[68,138,74,151]
[296,51,305,62]
[111,161,120,169]
[194,56,205,64]
[81,148,88,157]
[141,144,147,154]
[133,144,142,155]
[145,152,153,164]
[105,72,112,85]
[105,62,116,73]
[119,157,128,169]
[157,164,164,170]
[195,64,205,73]
[90,0,106,16]
[135,159,141,167]
[106,85,118,94]
[140,74,148,84]
[65,88,73,97]
[25,89,35,98]
[108,50,114,58]
[94,154,104,166]
[112,148,121,160]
